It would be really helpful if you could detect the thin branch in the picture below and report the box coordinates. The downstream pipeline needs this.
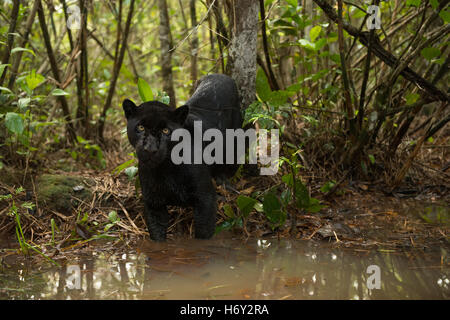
[259,0,279,91]
[391,102,447,189]
[358,0,380,129]
[0,0,20,86]
[312,0,449,103]
[170,0,216,53]
[426,113,450,140]
[190,0,199,83]
[337,0,355,127]
[98,0,136,142]
[37,0,77,143]
[7,0,40,89]
[87,29,114,59]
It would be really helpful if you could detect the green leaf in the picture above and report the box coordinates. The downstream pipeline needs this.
[282,174,312,209]
[160,96,170,104]
[137,78,154,102]
[406,92,420,105]
[320,180,336,193]
[430,0,438,10]
[298,38,316,51]
[439,9,450,23]
[284,0,297,7]
[295,180,310,209]
[352,7,366,19]
[256,68,272,102]
[0,64,10,78]
[25,70,45,91]
[330,53,341,64]
[0,86,12,93]
[421,47,441,60]
[263,193,281,213]
[215,219,235,234]
[108,210,120,223]
[15,186,25,194]
[254,202,264,213]
[157,91,170,104]
[256,68,292,106]
[223,204,235,218]
[11,47,35,57]
[18,97,31,111]
[76,135,87,144]
[112,158,137,175]
[327,32,338,44]
[267,90,290,106]
[306,198,324,213]
[263,193,281,216]
[286,82,302,93]
[406,0,421,7]
[263,193,286,227]
[21,202,35,210]
[124,166,138,180]
[0,193,12,201]
[284,173,304,188]
[236,195,258,218]
[280,188,292,206]
[104,223,115,232]
[51,88,70,96]
[282,173,293,187]
[314,38,327,51]
[5,112,24,134]
[309,26,322,42]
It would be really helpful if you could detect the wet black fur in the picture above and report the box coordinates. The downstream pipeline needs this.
[123,74,242,241]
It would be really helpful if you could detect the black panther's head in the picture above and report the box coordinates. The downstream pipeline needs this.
[122,99,189,167]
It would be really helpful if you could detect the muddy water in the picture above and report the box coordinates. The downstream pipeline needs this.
[1,237,448,300]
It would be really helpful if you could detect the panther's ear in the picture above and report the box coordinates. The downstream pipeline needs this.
[173,105,189,124]
[123,99,137,119]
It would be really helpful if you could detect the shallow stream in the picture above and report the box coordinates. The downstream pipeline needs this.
[1,236,448,299]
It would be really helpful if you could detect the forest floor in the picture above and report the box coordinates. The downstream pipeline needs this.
[0,148,448,267]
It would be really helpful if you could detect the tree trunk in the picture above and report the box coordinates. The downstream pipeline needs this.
[207,5,217,72]
[75,0,90,135]
[259,0,279,91]
[7,0,39,89]
[37,0,77,143]
[207,0,228,73]
[97,0,135,142]
[158,0,176,107]
[0,0,20,87]
[226,0,259,110]
[189,0,198,83]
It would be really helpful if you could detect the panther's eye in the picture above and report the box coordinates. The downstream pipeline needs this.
[137,125,145,132]
[162,128,170,135]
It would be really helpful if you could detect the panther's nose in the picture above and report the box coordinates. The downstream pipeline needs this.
[144,145,157,156]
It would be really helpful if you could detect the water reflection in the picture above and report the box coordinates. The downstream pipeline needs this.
[1,238,448,299]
